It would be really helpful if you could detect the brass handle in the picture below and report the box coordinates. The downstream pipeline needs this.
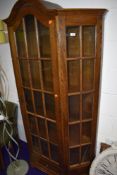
[49,20,53,25]
[54,94,58,98]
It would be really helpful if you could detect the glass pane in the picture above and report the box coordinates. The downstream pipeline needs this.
[47,121,57,144]
[40,138,49,158]
[44,93,55,120]
[25,15,38,57]
[42,61,53,91]
[82,26,95,57]
[19,60,30,87]
[82,93,93,120]
[66,26,80,57]
[69,95,80,122]
[38,118,47,139]
[24,88,34,112]
[81,122,92,144]
[69,124,80,146]
[38,22,51,58]
[31,135,40,152]
[82,59,94,91]
[81,145,90,162]
[15,22,26,57]
[28,114,37,135]
[29,61,41,89]
[67,60,80,93]
[50,144,58,162]
[33,91,44,116]
[69,147,80,165]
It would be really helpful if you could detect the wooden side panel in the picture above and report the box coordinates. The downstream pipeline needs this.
[91,15,104,158]
[49,19,65,172]
[55,15,69,173]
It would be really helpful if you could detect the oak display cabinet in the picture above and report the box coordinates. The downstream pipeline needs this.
[5,0,107,174]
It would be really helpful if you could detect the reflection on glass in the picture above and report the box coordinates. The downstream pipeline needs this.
[69,147,80,165]
[38,118,47,139]
[82,26,95,57]
[38,22,51,58]
[15,21,26,58]
[81,122,91,144]
[33,91,44,116]
[25,15,38,57]
[82,59,94,91]
[47,121,58,144]
[29,61,41,89]
[69,124,80,146]
[31,135,40,152]
[82,93,93,119]
[50,144,58,162]
[81,145,90,162]
[42,61,53,91]
[28,114,37,135]
[66,26,80,57]
[19,60,30,87]
[67,60,80,93]
[44,93,55,120]
[24,88,34,112]
[40,138,49,158]
[69,95,80,122]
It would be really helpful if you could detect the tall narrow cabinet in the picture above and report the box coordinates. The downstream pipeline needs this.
[5,0,107,174]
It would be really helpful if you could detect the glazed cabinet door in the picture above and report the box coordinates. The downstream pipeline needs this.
[66,25,95,167]
[14,14,60,170]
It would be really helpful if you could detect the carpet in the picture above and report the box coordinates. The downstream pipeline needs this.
[0,140,47,175]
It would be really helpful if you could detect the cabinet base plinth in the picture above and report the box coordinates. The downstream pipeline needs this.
[30,153,90,175]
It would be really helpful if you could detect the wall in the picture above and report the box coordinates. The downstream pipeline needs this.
[0,0,117,153]
[0,43,26,141]
[0,0,26,141]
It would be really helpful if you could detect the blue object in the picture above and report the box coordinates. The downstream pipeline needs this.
[0,140,47,175]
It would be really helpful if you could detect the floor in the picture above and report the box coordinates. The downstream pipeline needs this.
[0,140,47,175]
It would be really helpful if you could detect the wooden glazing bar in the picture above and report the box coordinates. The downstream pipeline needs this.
[35,18,51,160]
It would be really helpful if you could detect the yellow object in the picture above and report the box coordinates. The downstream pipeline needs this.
[0,20,4,31]
[0,31,6,43]
[0,20,7,43]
